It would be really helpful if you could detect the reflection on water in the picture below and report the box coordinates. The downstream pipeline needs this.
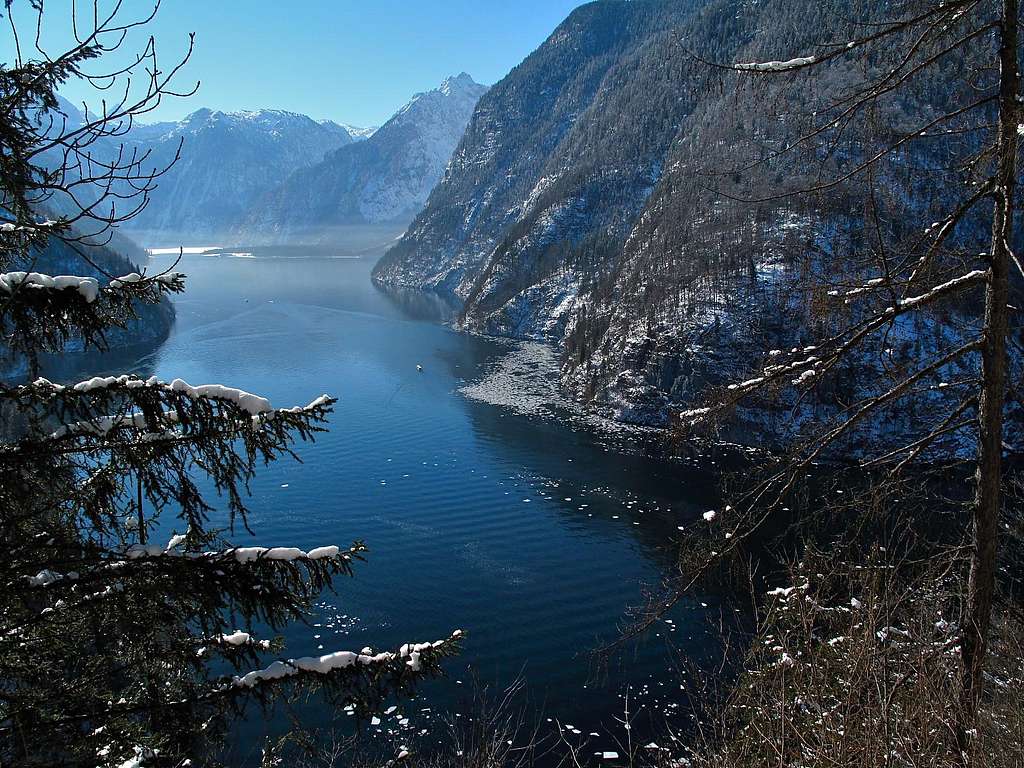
[57,244,733,764]
[374,281,460,324]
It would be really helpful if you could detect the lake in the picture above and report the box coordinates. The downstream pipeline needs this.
[71,241,733,764]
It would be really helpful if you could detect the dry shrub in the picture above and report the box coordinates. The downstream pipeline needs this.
[673,545,1024,768]
[287,677,546,768]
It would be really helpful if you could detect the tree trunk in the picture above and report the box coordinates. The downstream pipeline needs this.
[960,0,1019,753]
[137,471,147,545]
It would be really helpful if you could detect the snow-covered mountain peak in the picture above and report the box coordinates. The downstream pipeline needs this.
[239,74,488,235]
[340,124,378,141]
[440,72,481,96]
[397,73,487,120]
[105,105,353,237]
[177,108,334,132]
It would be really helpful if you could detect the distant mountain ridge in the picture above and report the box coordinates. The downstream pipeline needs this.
[237,73,488,242]
[55,80,473,244]
[114,107,357,240]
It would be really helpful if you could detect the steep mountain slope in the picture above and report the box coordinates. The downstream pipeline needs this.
[117,109,353,240]
[373,2,703,308]
[558,0,1000,436]
[238,74,488,242]
[375,0,1020,446]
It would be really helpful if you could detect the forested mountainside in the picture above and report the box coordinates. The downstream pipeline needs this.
[373,1,703,299]
[238,74,488,242]
[375,0,1023,446]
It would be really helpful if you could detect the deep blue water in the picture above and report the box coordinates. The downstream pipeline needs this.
[68,244,730,764]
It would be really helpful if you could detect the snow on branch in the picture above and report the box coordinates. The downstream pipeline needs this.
[897,269,987,310]
[8,374,335,443]
[20,535,361,585]
[726,2,974,77]
[167,379,273,416]
[217,630,267,648]
[676,270,987,428]
[828,277,888,302]
[196,631,272,655]
[0,220,60,234]
[9,543,368,630]
[29,374,329,417]
[108,271,185,292]
[229,630,464,690]
[122,541,365,566]
[0,270,185,305]
[828,269,988,307]
[0,271,100,303]
[0,265,186,374]
[734,55,818,72]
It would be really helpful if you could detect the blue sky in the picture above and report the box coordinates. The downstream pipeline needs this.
[4,0,586,127]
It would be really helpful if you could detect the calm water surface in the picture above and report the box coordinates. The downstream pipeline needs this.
[69,243,733,764]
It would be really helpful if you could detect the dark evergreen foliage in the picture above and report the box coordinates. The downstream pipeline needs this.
[0,4,458,766]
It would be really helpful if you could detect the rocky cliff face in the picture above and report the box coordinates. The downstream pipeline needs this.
[373,2,702,302]
[374,0,1020,448]
[238,74,488,242]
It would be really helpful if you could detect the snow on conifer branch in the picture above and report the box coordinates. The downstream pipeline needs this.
[227,631,464,692]
[0,2,464,763]
[0,265,186,372]
[1,374,335,446]
[0,271,100,302]
[0,376,339,539]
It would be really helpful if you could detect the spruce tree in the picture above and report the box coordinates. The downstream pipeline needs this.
[0,3,459,766]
